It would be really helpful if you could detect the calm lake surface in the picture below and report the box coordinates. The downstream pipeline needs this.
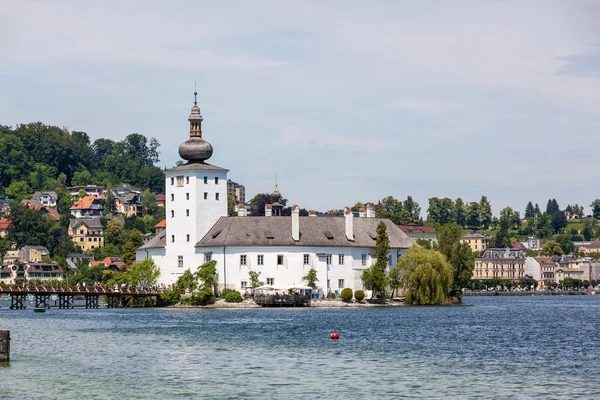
[1,296,600,399]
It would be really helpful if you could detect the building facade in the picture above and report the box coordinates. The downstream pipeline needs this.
[68,218,104,252]
[227,179,246,204]
[136,95,414,293]
[473,248,526,282]
[461,233,492,253]
[397,225,437,245]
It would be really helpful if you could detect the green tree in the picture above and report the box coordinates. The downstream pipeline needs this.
[479,196,492,229]
[248,270,263,289]
[465,202,481,230]
[541,241,563,256]
[5,180,32,202]
[122,229,143,264]
[140,189,159,217]
[403,195,421,223]
[388,265,402,298]
[427,197,455,225]
[361,222,390,298]
[196,260,218,295]
[525,201,535,218]
[105,219,126,247]
[491,207,513,248]
[71,170,92,186]
[127,259,160,286]
[397,246,452,305]
[434,223,474,291]
[582,219,596,241]
[554,234,574,254]
[228,195,238,217]
[454,197,466,227]
[302,268,319,289]
[592,200,600,220]
[7,203,54,251]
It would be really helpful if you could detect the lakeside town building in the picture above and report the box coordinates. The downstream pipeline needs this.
[473,248,526,282]
[136,95,414,293]
[461,233,492,253]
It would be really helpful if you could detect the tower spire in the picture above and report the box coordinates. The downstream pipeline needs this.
[194,82,198,105]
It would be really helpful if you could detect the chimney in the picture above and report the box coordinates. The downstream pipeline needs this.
[358,207,366,218]
[237,203,247,217]
[308,210,317,217]
[366,203,375,218]
[292,205,300,241]
[265,204,272,217]
[344,206,354,241]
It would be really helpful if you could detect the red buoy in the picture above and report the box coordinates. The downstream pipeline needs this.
[330,332,340,340]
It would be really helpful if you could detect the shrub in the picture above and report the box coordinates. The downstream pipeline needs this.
[189,288,215,306]
[354,290,365,302]
[159,287,181,306]
[225,290,243,303]
[220,288,237,298]
[340,288,353,302]
[327,291,337,299]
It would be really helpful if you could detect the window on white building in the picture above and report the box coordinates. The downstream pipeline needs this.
[362,254,367,266]
[257,255,264,265]
[186,209,190,216]
[171,235,175,243]
[204,176,208,184]
[186,234,190,242]
[171,210,174,218]
[204,192,208,200]
[303,254,310,265]
[186,193,190,200]
[277,255,284,265]
[170,177,174,185]
[186,177,189,184]
[339,254,344,265]
[215,177,219,184]
[178,255,183,268]
[388,255,392,267]
[204,253,212,262]
[240,255,247,265]
[177,176,184,187]
[216,193,220,201]
[266,277,274,285]
[241,281,247,289]
[338,279,344,288]
[171,194,174,201]
[326,254,332,265]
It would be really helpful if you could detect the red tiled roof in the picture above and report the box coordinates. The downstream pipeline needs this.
[47,208,60,221]
[512,242,527,250]
[155,219,166,228]
[0,218,12,229]
[398,225,435,234]
[70,195,98,210]
[156,193,166,201]
[535,257,555,266]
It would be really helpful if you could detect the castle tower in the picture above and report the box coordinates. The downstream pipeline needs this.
[163,90,229,280]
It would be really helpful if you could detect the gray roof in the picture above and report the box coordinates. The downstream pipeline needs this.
[166,162,229,173]
[33,191,58,200]
[70,218,104,229]
[138,230,167,250]
[196,217,415,248]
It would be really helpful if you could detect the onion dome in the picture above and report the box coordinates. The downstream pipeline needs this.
[178,87,213,163]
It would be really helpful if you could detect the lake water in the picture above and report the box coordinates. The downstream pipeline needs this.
[1,296,600,399]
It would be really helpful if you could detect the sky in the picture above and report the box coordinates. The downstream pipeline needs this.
[1,0,599,216]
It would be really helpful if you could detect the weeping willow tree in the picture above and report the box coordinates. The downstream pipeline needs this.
[396,245,452,305]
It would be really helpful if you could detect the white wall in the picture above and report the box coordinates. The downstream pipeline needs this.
[524,257,541,281]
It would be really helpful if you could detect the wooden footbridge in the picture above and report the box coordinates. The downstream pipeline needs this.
[0,285,163,309]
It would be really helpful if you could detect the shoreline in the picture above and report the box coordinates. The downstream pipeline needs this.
[170,298,410,309]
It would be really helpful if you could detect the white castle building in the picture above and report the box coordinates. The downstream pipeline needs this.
[136,94,415,293]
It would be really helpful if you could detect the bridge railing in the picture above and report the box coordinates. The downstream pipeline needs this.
[0,285,163,296]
